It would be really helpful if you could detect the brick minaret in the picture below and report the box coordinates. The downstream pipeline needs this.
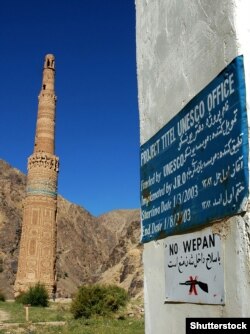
[14,54,59,296]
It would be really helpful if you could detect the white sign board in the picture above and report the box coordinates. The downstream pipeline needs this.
[164,227,224,304]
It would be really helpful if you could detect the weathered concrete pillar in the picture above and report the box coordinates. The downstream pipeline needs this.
[136,1,250,333]
[14,54,59,296]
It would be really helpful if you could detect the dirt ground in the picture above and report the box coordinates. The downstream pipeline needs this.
[0,309,10,322]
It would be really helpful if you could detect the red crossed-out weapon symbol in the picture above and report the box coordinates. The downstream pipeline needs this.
[179,276,208,295]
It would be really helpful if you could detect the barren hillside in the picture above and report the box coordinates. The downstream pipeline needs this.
[0,159,142,299]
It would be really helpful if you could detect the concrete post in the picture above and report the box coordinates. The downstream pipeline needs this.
[136,1,250,333]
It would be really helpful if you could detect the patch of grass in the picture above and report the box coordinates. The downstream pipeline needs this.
[0,300,144,334]
[0,301,71,323]
[22,318,144,334]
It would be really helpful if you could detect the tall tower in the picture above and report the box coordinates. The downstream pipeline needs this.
[14,54,59,296]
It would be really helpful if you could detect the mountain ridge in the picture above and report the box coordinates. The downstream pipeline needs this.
[0,159,143,299]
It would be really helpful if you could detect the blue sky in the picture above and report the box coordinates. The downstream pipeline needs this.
[0,0,140,216]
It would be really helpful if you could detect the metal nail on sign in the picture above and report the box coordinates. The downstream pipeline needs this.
[140,55,249,243]
[164,228,224,304]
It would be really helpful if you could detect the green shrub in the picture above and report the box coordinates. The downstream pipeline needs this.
[71,284,129,319]
[0,257,3,273]
[15,282,49,307]
[0,290,5,301]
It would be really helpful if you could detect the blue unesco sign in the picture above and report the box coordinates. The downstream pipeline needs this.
[140,56,249,243]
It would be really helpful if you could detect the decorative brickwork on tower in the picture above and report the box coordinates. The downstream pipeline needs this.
[14,54,59,296]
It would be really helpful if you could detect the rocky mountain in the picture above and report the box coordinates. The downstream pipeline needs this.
[0,159,143,299]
